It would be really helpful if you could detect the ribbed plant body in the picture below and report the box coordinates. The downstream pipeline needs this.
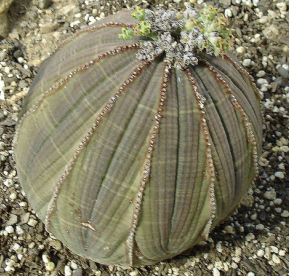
[14,9,262,266]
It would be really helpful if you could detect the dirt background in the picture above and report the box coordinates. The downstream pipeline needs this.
[0,0,289,275]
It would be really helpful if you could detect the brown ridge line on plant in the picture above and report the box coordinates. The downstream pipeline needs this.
[44,60,151,231]
[54,22,136,53]
[223,54,262,101]
[185,69,216,240]
[12,43,140,159]
[198,53,262,133]
[125,63,171,266]
[202,60,259,195]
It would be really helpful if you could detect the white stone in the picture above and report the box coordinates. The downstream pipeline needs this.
[256,224,264,230]
[6,214,17,226]
[264,190,276,200]
[279,249,286,256]
[235,247,242,256]
[276,2,287,12]
[257,249,264,257]
[257,78,268,85]
[274,198,282,205]
[224,225,235,234]
[224,8,232,18]
[280,146,289,152]
[28,242,35,249]
[247,272,255,276]
[64,265,72,276]
[216,241,222,253]
[280,137,288,145]
[236,46,245,54]
[272,254,281,264]
[274,172,284,179]
[5,226,14,234]
[17,57,25,63]
[16,226,24,235]
[270,246,278,253]
[243,59,251,67]
[278,163,285,170]
[28,218,38,227]
[281,210,289,218]
[9,193,17,200]
[246,233,255,241]
[213,268,220,276]
[70,261,78,270]
[244,13,249,21]
[42,254,50,263]
[3,179,13,187]
[46,262,55,272]
[12,243,20,251]
[251,213,257,220]
[259,16,268,23]
[232,256,241,263]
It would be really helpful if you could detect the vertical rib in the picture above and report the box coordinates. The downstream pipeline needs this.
[126,64,171,266]
[185,69,216,239]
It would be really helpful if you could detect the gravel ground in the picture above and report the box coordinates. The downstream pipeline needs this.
[0,0,288,275]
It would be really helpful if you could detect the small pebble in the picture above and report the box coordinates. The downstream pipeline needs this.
[28,242,35,249]
[235,247,242,256]
[281,210,289,218]
[46,261,55,272]
[64,265,72,276]
[6,214,18,226]
[12,243,20,251]
[257,70,266,77]
[257,249,264,257]
[212,268,220,276]
[70,261,78,270]
[276,2,287,12]
[274,172,284,179]
[270,246,278,253]
[264,190,276,200]
[5,226,14,234]
[224,225,235,234]
[243,59,251,67]
[256,224,264,230]
[274,198,282,205]
[9,193,17,200]
[246,233,255,241]
[15,226,24,235]
[280,146,289,152]
[272,254,281,264]
[28,218,38,227]
[42,254,50,263]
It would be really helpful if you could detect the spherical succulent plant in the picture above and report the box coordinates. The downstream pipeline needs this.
[14,5,262,267]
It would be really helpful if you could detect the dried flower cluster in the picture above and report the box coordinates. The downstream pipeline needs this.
[119,5,233,70]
